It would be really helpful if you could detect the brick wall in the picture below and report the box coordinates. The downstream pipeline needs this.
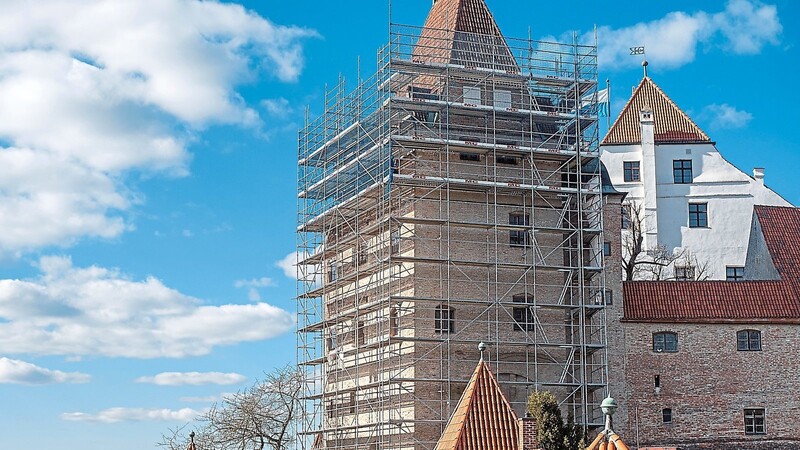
[620,321,800,448]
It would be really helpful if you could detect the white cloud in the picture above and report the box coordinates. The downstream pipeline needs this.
[0,0,316,255]
[277,251,322,285]
[180,393,234,403]
[700,104,753,129]
[276,252,298,279]
[234,277,275,289]
[594,0,781,70]
[234,277,275,302]
[0,357,90,385]
[62,407,202,423]
[0,256,295,358]
[261,98,294,118]
[136,372,246,386]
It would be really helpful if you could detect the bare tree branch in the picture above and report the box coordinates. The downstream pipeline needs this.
[159,365,301,450]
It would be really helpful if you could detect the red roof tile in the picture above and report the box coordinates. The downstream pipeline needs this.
[435,361,520,450]
[413,0,518,72]
[754,205,800,281]
[624,206,800,323]
[623,281,800,323]
[602,77,710,146]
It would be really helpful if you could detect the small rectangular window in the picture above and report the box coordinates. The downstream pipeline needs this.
[689,203,708,228]
[494,90,512,109]
[623,161,640,182]
[603,289,613,306]
[328,261,339,282]
[744,408,766,435]
[737,330,762,351]
[621,204,632,230]
[391,230,400,254]
[434,306,455,334]
[463,86,481,105]
[674,265,695,281]
[327,328,338,351]
[673,159,693,184]
[603,242,612,256]
[509,212,530,247]
[726,266,745,281]
[653,332,678,353]
[654,375,661,388]
[459,152,481,162]
[357,321,366,346]
[662,408,673,424]
[512,294,535,331]
[496,155,518,165]
[348,391,356,414]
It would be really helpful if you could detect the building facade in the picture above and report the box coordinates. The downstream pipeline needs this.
[605,206,800,449]
[600,76,790,281]
[296,1,609,449]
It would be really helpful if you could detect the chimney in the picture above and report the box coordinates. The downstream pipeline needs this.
[754,168,765,185]
[518,415,539,450]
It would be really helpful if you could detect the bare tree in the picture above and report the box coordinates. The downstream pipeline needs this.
[621,202,709,281]
[160,365,302,450]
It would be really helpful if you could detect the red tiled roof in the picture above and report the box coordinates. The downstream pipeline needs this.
[623,206,800,323]
[754,205,800,281]
[435,361,520,450]
[623,281,800,323]
[413,0,518,72]
[602,77,711,146]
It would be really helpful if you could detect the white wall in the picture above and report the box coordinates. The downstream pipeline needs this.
[601,142,791,280]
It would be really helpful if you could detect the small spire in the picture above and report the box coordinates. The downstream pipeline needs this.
[478,342,487,361]
[188,431,197,450]
[642,60,649,78]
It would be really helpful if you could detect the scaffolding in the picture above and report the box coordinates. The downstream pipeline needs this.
[297,18,606,450]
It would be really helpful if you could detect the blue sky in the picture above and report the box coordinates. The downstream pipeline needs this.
[0,1,797,449]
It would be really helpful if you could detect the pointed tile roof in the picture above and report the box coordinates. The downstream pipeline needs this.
[602,77,711,146]
[413,0,518,72]
[435,361,520,450]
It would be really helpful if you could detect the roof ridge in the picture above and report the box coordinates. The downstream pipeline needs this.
[602,76,711,146]
[643,77,710,141]
[413,0,518,72]
[435,361,520,450]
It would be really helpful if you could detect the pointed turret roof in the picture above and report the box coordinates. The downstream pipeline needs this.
[434,361,520,450]
[602,77,711,146]
[413,0,518,72]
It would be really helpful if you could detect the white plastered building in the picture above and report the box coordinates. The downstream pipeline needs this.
[600,74,791,280]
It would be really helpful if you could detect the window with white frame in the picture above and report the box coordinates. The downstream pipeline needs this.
[494,90,512,109]
[463,86,481,105]
[674,265,695,281]
[744,409,766,435]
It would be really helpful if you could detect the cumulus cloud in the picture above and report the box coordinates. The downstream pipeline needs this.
[0,0,316,256]
[0,357,90,385]
[136,372,246,386]
[700,104,753,129]
[276,252,300,280]
[594,0,782,70]
[0,256,295,358]
[62,407,202,423]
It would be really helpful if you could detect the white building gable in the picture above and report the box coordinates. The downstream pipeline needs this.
[600,76,790,280]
